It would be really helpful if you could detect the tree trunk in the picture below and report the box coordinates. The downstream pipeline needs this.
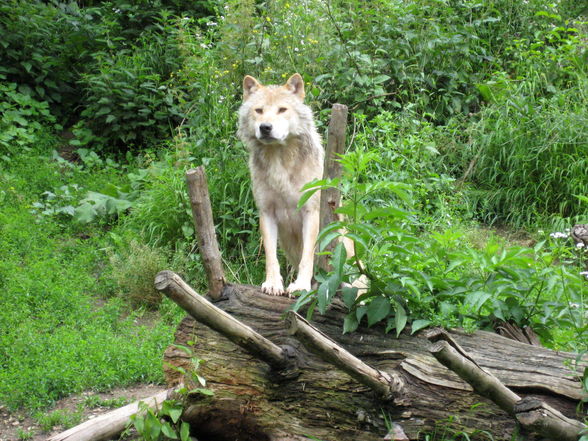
[160,277,586,441]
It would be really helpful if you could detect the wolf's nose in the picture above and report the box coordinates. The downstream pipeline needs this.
[259,123,272,136]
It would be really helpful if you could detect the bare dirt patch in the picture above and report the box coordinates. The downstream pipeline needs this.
[0,384,165,441]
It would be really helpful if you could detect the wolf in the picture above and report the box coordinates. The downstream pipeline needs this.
[237,73,324,296]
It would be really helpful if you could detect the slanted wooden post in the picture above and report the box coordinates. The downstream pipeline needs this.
[186,166,225,299]
[318,103,348,272]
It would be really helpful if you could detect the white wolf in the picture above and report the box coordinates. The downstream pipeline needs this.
[238,73,323,296]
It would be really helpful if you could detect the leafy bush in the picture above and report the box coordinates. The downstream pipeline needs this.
[123,158,194,247]
[0,1,99,119]
[295,144,587,351]
[0,78,58,158]
[211,0,569,122]
[77,25,186,150]
[0,0,218,124]
[108,240,169,308]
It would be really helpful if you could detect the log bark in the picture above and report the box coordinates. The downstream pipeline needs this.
[159,276,587,441]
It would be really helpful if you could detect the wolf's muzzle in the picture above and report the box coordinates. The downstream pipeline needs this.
[259,123,273,137]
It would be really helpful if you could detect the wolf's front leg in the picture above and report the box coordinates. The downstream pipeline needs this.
[260,212,284,295]
[287,208,319,295]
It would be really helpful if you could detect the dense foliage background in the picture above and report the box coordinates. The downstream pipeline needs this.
[0,0,586,437]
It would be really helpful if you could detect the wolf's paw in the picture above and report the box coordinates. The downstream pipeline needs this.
[261,279,284,296]
[286,279,311,297]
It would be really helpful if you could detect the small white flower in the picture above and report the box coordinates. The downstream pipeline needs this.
[577,242,585,248]
[206,21,217,27]
[580,271,588,279]
[549,231,569,239]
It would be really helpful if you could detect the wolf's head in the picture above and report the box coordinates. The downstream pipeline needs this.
[238,73,312,146]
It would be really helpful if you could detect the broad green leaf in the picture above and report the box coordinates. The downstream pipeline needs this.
[342,286,359,309]
[411,319,431,334]
[180,422,191,441]
[318,229,342,252]
[189,387,214,396]
[465,291,492,313]
[331,242,347,277]
[367,296,391,327]
[133,414,144,434]
[168,406,182,424]
[395,303,407,337]
[162,422,178,439]
[73,203,97,224]
[343,313,359,334]
[297,186,321,209]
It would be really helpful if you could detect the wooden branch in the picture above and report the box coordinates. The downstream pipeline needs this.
[515,397,586,441]
[430,336,586,441]
[318,103,348,272]
[186,166,225,299]
[47,389,171,441]
[430,340,519,414]
[155,271,294,372]
[285,311,403,400]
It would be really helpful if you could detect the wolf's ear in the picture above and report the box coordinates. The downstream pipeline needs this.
[243,75,261,101]
[285,73,305,100]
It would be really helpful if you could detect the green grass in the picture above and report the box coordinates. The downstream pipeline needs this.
[0,145,177,411]
[457,82,588,229]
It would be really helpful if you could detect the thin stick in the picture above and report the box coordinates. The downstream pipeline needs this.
[186,166,225,299]
[155,271,292,371]
[286,311,403,400]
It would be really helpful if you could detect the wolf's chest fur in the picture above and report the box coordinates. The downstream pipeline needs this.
[250,138,318,211]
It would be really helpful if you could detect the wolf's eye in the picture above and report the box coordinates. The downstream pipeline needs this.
[255,108,263,114]
[278,107,287,114]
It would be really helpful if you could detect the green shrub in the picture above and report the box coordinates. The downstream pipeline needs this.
[0,1,99,119]
[77,25,186,151]
[124,158,193,247]
[295,143,587,351]
[210,0,567,122]
[0,78,58,158]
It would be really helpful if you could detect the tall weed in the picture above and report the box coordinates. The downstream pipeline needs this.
[456,83,588,228]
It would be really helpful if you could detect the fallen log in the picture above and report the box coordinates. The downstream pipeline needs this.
[158,274,587,441]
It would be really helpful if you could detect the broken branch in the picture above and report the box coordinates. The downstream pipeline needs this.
[155,271,293,372]
[285,311,403,400]
[430,336,586,441]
